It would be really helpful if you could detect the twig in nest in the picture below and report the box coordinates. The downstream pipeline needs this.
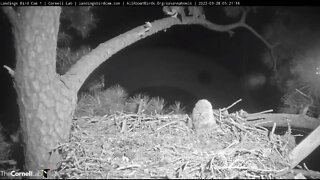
[116,164,141,170]
[247,109,273,117]
[226,117,249,133]
[155,120,179,132]
[222,99,242,111]
[254,125,269,133]
[269,122,277,141]
[121,119,127,133]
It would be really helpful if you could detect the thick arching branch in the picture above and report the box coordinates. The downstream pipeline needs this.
[61,11,279,95]
[61,17,180,93]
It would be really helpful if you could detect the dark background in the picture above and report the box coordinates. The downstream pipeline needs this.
[0,6,320,170]
[81,6,280,111]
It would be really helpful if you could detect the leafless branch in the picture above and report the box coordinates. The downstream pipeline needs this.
[3,65,15,77]
[62,10,280,94]
[245,113,320,130]
[180,11,279,71]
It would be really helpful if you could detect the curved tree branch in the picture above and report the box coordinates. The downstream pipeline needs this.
[199,12,279,72]
[241,24,280,71]
[61,17,181,93]
[62,11,279,96]
[245,113,320,130]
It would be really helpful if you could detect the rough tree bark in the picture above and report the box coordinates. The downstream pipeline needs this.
[3,6,178,173]
[4,7,78,172]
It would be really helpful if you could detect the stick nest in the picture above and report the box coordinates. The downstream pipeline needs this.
[52,109,299,179]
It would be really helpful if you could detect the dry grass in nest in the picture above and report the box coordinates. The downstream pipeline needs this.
[49,107,304,179]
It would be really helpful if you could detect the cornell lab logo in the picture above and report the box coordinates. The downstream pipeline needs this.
[41,169,50,178]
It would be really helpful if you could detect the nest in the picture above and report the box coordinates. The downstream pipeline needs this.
[51,106,307,179]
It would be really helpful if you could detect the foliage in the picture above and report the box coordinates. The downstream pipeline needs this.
[144,96,166,115]
[56,7,98,74]
[0,123,18,173]
[56,45,91,75]
[278,49,320,117]
[125,93,151,114]
[75,84,128,117]
[76,84,186,117]
[260,8,320,116]
[278,89,312,115]
[60,7,98,38]
[0,124,10,161]
[168,101,186,115]
[57,32,72,47]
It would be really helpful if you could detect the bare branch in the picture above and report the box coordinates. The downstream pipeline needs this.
[184,11,279,72]
[223,99,242,111]
[62,11,279,94]
[245,113,320,130]
[239,10,247,24]
[243,24,280,71]
[61,17,181,92]
[3,65,15,77]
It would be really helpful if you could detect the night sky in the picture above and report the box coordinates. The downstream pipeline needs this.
[79,6,280,112]
[1,6,320,170]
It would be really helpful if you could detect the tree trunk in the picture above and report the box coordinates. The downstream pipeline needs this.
[8,7,77,172]
[4,6,166,173]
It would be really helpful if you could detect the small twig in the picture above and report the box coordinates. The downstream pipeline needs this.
[116,164,141,170]
[137,99,144,114]
[155,120,179,131]
[225,139,239,149]
[120,119,127,133]
[295,88,310,99]
[247,109,273,117]
[227,117,249,133]
[254,125,269,132]
[223,99,242,111]
[214,165,288,173]
[3,65,15,77]
[269,122,277,141]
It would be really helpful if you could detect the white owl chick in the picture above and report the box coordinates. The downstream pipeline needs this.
[191,99,217,132]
